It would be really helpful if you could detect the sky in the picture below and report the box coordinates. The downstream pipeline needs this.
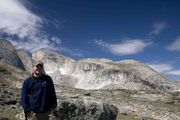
[0,0,180,80]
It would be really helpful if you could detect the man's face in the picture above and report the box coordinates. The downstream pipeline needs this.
[33,64,43,75]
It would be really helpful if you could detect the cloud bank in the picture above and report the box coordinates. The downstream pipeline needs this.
[95,39,151,56]
[167,70,180,75]
[147,63,173,73]
[0,0,68,54]
[0,0,42,39]
[147,63,180,76]
[94,21,167,56]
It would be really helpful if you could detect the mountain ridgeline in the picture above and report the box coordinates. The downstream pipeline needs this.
[30,50,179,92]
[0,39,179,92]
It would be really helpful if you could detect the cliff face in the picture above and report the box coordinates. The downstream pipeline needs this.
[0,39,25,70]
[31,50,179,92]
[17,50,33,73]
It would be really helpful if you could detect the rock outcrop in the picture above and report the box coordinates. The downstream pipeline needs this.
[0,39,24,70]
[17,50,32,73]
[57,98,118,120]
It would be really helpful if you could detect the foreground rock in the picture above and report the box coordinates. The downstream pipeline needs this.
[57,98,118,120]
[16,98,118,120]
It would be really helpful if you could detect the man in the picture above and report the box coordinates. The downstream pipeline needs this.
[21,61,57,120]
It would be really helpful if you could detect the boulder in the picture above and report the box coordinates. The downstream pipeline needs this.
[56,98,118,120]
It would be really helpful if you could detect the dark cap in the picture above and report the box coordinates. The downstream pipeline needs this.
[32,60,43,67]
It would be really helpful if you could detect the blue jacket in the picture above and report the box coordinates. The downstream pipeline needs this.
[21,74,57,113]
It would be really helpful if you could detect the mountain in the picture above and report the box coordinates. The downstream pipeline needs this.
[0,39,25,70]
[0,39,180,120]
[17,50,33,73]
[32,50,179,92]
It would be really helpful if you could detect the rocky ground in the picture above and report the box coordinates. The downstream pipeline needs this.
[0,60,28,119]
[1,85,179,120]
[55,85,180,120]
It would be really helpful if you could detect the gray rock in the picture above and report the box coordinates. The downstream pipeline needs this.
[17,50,32,72]
[56,98,118,120]
[0,39,24,70]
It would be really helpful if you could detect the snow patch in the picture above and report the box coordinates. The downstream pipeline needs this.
[45,67,67,75]
[59,68,67,75]
[45,70,57,76]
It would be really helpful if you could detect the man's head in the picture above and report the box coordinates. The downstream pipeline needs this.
[32,60,43,77]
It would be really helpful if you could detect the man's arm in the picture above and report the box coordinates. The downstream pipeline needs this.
[21,78,31,113]
[49,77,57,108]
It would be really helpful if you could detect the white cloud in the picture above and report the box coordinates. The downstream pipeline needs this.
[0,0,68,54]
[0,0,84,57]
[9,36,60,52]
[147,63,173,73]
[95,39,151,55]
[166,36,180,51]
[0,0,42,38]
[166,70,180,75]
[149,22,166,36]
[147,63,180,77]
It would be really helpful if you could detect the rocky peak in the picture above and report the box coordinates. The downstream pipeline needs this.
[32,50,76,75]
[0,39,24,70]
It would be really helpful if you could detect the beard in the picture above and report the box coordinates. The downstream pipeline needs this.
[33,70,42,77]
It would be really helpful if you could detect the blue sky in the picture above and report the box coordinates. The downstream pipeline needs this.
[0,0,180,80]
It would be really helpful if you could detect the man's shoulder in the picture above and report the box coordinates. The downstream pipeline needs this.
[42,74,52,80]
[42,74,55,85]
[23,76,33,85]
[25,76,33,81]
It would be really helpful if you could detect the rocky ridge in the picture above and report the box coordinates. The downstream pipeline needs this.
[31,50,179,92]
[17,50,33,73]
[0,39,25,70]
